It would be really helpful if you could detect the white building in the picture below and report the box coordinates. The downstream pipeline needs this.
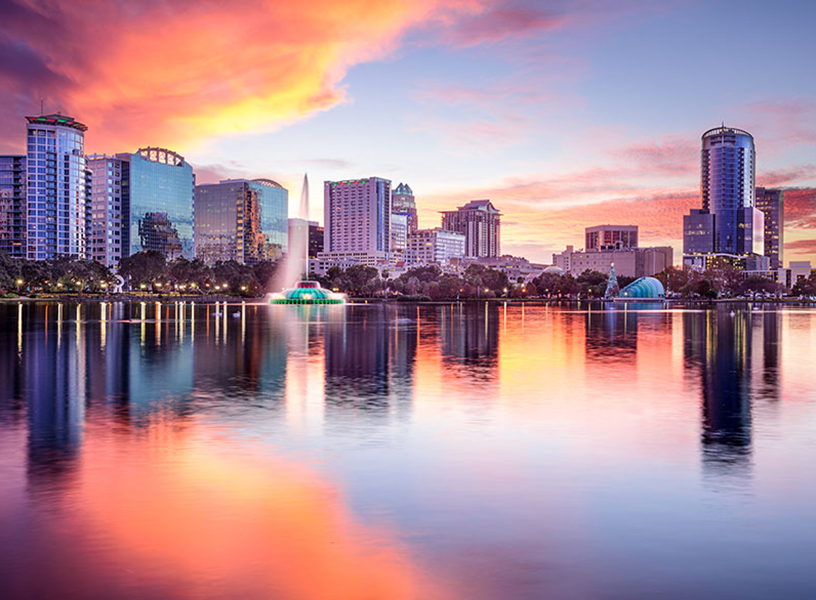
[86,154,129,267]
[407,228,465,265]
[324,177,391,259]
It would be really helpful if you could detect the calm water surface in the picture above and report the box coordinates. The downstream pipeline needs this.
[0,301,815,599]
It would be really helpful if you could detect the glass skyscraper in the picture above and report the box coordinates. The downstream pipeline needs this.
[755,187,784,269]
[700,126,760,255]
[122,147,194,260]
[24,114,88,260]
[250,179,288,255]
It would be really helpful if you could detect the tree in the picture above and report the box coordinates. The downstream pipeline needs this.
[739,275,781,297]
[119,251,167,289]
[576,269,607,298]
[792,271,816,297]
[343,265,380,296]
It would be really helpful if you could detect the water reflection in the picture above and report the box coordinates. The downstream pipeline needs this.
[0,301,814,599]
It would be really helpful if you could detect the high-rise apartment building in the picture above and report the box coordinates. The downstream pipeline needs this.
[0,155,26,257]
[86,155,130,267]
[122,147,194,260]
[324,177,391,254]
[392,182,418,235]
[441,199,500,258]
[25,114,89,260]
[755,187,784,269]
[194,180,270,264]
[585,225,638,251]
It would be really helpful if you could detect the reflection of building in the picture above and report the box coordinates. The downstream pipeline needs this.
[0,155,26,257]
[440,303,499,377]
[25,114,89,260]
[584,307,638,362]
[683,309,757,479]
[441,199,501,258]
[86,155,130,266]
[195,180,270,264]
[123,147,195,259]
[392,182,418,235]
[323,305,417,415]
[755,187,784,270]
[683,126,764,268]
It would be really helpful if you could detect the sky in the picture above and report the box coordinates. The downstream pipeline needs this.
[1,0,815,264]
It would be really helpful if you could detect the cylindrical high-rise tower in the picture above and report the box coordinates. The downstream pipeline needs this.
[700,126,756,254]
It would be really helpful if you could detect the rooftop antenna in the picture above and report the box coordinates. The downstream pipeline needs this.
[40,97,44,115]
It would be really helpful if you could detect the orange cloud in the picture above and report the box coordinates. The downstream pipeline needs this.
[0,0,493,152]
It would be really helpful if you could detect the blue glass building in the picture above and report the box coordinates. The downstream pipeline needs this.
[24,115,88,260]
[121,148,194,260]
[701,126,758,255]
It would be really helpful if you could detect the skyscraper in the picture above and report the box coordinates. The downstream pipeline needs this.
[441,199,501,258]
[585,225,638,251]
[122,147,194,260]
[86,155,130,267]
[0,155,26,257]
[683,126,765,267]
[391,182,418,234]
[700,126,761,255]
[755,187,784,269]
[324,177,391,254]
[250,179,288,256]
[24,114,89,260]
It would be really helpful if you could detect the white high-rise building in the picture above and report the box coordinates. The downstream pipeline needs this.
[86,155,129,267]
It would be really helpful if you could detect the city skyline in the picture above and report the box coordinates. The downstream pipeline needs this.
[1,0,815,264]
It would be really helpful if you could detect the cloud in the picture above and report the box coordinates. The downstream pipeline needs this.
[0,0,491,153]
[785,238,816,254]
[610,138,698,178]
[444,2,564,47]
[757,166,816,188]
[782,188,816,229]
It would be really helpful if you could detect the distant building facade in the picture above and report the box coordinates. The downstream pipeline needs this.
[25,114,89,260]
[392,182,418,235]
[441,199,500,258]
[407,228,465,265]
[755,187,784,269]
[0,155,26,257]
[391,213,408,257]
[585,225,638,251]
[123,147,194,260]
[324,177,391,257]
[308,221,324,258]
[553,246,673,278]
[195,180,270,264]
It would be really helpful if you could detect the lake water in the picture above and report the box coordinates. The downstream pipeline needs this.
[0,300,815,599]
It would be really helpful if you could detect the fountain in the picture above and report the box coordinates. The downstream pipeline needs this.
[269,174,345,305]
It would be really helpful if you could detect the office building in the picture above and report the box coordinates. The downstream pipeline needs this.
[407,228,465,265]
[123,147,194,260]
[308,221,323,258]
[585,225,638,251]
[441,199,500,258]
[194,180,268,264]
[25,114,89,260]
[683,126,764,266]
[324,177,391,255]
[251,178,288,256]
[391,213,408,256]
[755,187,784,269]
[392,182,418,235]
[86,155,129,267]
[0,155,26,257]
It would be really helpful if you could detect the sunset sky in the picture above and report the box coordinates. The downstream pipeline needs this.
[1,0,815,264]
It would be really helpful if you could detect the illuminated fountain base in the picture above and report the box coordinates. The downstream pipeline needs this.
[269,281,346,305]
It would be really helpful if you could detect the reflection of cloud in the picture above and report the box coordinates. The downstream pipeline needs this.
[70,421,450,599]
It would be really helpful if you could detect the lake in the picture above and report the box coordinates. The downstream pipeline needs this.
[0,300,815,599]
